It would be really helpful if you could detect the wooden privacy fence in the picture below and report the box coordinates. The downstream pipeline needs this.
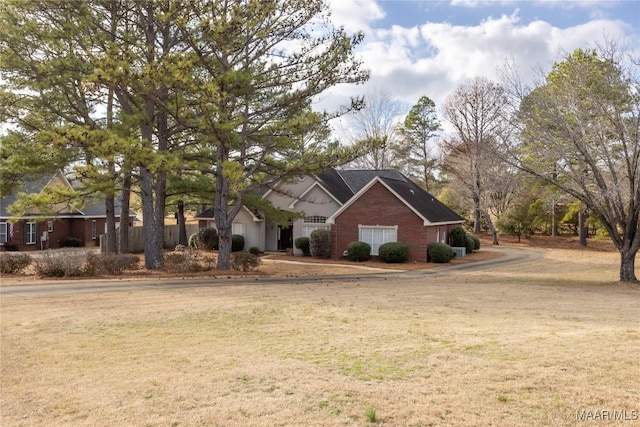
[100,224,200,253]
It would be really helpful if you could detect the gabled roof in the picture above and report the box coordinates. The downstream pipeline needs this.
[1,170,137,220]
[327,170,464,226]
[195,206,263,222]
[314,168,353,204]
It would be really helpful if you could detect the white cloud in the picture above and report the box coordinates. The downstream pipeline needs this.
[322,9,630,114]
[326,0,385,33]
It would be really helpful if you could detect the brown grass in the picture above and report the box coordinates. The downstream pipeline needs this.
[1,238,639,426]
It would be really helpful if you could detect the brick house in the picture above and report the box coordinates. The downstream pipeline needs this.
[247,169,463,260]
[0,170,136,251]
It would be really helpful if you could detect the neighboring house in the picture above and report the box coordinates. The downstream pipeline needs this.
[0,170,136,252]
[195,206,266,251]
[196,169,464,261]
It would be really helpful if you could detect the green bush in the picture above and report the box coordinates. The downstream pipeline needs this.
[346,241,371,262]
[465,235,476,254]
[310,229,331,259]
[62,237,83,247]
[248,246,260,255]
[294,237,310,256]
[3,243,18,251]
[471,235,481,251]
[428,242,455,263]
[0,253,32,274]
[231,252,261,272]
[378,242,409,263]
[86,253,140,275]
[34,249,89,277]
[231,234,244,252]
[197,227,219,250]
[450,226,467,247]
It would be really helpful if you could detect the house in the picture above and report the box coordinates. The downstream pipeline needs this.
[0,170,136,251]
[196,169,464,261]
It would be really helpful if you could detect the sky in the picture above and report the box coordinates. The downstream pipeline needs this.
[322,0,640,132]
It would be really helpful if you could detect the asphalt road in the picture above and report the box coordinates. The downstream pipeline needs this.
[0,246,543,299]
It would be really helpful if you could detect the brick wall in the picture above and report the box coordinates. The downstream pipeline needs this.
[332,181,433,262]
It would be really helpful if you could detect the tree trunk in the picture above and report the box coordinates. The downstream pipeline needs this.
[177,200,187,246]
[105,193,117,253]
[118,171,131,254]
[619,247,637,282]
[473,194,481,233]
[578,208,588,247]
[483,209,499,245]
[551,200,558,237]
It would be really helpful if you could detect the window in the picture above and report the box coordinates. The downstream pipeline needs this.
[47,221,54,232]
[303,216,329,238]
[359,225,397,256]
[0,223,6,245]
[25,222,37,244]
[91,220,97,240]
[232,222,244,236]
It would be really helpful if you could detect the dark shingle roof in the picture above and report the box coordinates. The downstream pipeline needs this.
[315,168,353,204]
[379,176,464,223]
[337,169,405,194]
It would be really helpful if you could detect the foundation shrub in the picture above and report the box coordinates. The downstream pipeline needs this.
[0,253,32,274]
[450,226,467,248]
[428,242,455,263]
[62,237,83,247]
[465,235,476,254]
[231,234,245,252]
[294,237,310,256]
[346,241,371,262]
[378,242,409,263]
[310,229,331,259]
[472,235,481,250]
[248,246,260,255]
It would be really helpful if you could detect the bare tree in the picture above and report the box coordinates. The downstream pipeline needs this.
[442,77,511,243]
[347,88,405,169]
[507,45,640,282]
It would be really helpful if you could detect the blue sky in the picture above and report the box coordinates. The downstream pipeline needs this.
[324,0,640,135]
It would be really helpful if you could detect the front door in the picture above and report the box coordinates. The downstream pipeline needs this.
[278,224,293,251]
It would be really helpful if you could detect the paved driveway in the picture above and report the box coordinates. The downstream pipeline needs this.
[0,246,543,298]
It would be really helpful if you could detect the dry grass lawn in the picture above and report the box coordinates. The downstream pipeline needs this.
[1,239,639,426]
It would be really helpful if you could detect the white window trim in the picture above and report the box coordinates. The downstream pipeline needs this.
[232,222,244,236]
[26,222,37,245]
[47,221,54,233]
[91,220,97,240]
[358,224,398,256]
[0,223,7,245]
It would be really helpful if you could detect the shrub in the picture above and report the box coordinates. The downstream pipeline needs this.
[231,234,245,252]
[378,242,409,263]
[34,249,89,277]
[465,235,476,254]
[163,250,215,273]
[62,237,83,247]
[248,246,260,255]
[86,253,140,275]
[310,229,331,259]
[231,252,261,272]
[346,241,371,262]
[449,226,467,247]
[0,253,32,274]
[294,237,310,256]
[428,242,455,263]
[197,227,219,250]
[471,235,481,251]
[3,243,18,252]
